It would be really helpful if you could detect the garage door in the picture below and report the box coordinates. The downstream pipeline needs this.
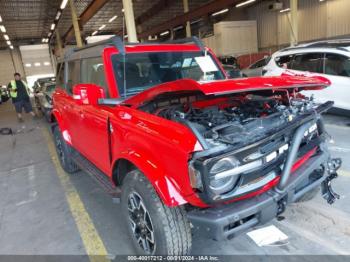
[19,44,54,77]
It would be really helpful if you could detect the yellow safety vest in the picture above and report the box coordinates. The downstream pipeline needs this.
[10,80,30,98]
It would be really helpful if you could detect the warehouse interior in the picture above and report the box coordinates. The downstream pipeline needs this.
[0,0,350,259]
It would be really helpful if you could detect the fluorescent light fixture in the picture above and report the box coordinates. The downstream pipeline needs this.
[124,34,128,39]
[4,34,9,40]
[55,11,62,20]
[108,15,117,23]
[44,62,50,66]
[42,38,46,42]
[280,8,290,13]
[0,25,6,33]
[99,24,106,30]
[122,8,124,12]
[25,63,32,67]
[0,15,2,22]
[51,23,56,30]
[34,62,41,67]
[48,32,52,37]
[320,0,325,1]
[173,25,183,31]
[160,31,169,36]
[211,8,229,16]
[60,0,68,9]
[236,0,256,8]
[6,40,11,45]
[9,45,13,49]
[92,30,98,36]
[190,18,202,25]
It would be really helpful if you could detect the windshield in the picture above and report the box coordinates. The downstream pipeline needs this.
[112,51,225,97]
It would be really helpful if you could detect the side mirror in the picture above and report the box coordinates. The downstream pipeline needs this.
[73,84,105,105]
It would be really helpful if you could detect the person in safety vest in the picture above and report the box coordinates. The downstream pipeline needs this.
[7,73,36,122]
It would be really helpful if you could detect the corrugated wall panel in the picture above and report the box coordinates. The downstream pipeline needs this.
[248,0,350,49]
[0,49,25,86]
[327,0,350,37]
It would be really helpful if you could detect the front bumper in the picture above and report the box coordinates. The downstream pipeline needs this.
[187,149,336,240]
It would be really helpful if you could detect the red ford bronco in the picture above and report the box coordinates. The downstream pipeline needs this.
[52,37,341,255]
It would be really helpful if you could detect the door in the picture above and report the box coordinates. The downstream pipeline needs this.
[73,57,111,174]
[320,53,350,110]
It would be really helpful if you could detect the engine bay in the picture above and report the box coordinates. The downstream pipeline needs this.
[141,91,320,149]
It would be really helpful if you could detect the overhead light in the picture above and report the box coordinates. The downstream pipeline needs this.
[55,11,62,20]
[60,0,68,9]
[6,40,11,45]
[190,18,202,25]
[25,63,32,67]
[34,62,41,67]
[4,34,9,40]
[211,8,229,16]
[320,0,325,1]
[42,38,46,42]
[122,8,124,12]
[124,34,128,39]
[160,31,169,36]
[280,8,290,13]
[173,25,183,31]
[44,62,50,66]
[9,45,13,50]
[236,0,256,8]
[0,25,6,33]
[92,30,98,36]
[108,15,118,23]
[99,24,106,30]
[48,32,52,37]
[51,23,56,30]
[0,15,2,23]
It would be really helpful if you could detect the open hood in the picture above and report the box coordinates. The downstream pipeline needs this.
[124,75,330,107]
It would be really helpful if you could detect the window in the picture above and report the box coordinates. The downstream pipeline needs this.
[112,52,225,97]
[81,57,108,96]
[67,60,80,94]
[56,63,65,87]
[324,53,350,77]
[250,57,270,69]
[275,55,293,69]
[291,53,323,73]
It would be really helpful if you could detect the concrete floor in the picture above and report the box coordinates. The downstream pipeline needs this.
[0,101,350,257]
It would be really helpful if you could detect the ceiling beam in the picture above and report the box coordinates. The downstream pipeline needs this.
[138,0,242,38]
[63,0,110,43]
[115,0,171,37]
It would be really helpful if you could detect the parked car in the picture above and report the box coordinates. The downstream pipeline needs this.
[241,56,270,77]
[263,40,350,112]
[222,64,243,78]
[219,56,243,78]
[51,36,341,255]
[33,77,56,93]
[36,82,55,122]
[0,86,9,103]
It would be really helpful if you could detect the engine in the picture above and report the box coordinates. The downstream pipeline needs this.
[147,93,318,148]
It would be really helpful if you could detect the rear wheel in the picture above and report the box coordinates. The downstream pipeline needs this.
[53,125,79,174]
[121,170,192,255]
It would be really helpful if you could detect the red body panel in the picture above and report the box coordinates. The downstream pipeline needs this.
[52,43,330,208]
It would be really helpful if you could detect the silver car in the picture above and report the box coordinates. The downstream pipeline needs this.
[242,57,271,77]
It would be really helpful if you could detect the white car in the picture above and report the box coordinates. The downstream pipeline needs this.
[263,40,350,112]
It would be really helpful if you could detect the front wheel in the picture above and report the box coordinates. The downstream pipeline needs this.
[121,170,192,255]
[53,125,80,174]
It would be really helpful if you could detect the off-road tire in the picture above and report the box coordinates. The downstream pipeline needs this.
[296,186,320,202]
[53,125,79,174]
[121,170,192,255]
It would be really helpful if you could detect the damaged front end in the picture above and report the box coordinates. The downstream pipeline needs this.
[139,84,341,206]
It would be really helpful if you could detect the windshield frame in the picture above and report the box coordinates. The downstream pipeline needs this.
[111,50,226,98]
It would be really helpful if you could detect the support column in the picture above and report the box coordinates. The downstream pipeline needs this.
[122,0,138,42]
[290,0,298,46]
[183,0,191,37]
[69,0,83,47]
[56,30,64,57]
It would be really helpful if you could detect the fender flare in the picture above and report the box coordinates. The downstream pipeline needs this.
[113,150,188,207]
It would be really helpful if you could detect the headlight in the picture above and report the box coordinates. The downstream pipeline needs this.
[209,157,240,195]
